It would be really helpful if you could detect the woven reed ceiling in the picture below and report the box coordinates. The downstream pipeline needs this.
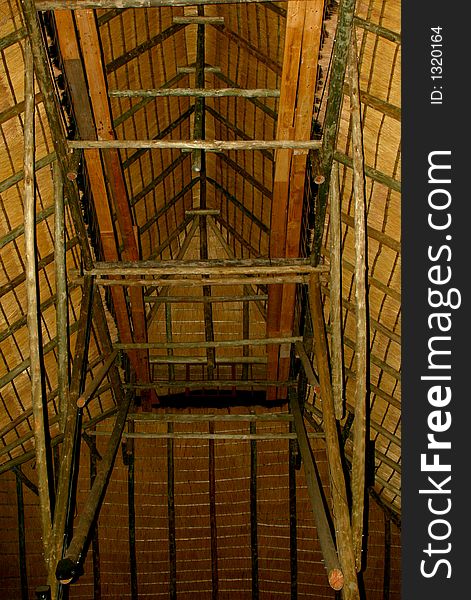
[0,0,401,597]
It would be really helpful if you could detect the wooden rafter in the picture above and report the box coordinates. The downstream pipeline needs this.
[54,9,151,389]
[266,0,325,399]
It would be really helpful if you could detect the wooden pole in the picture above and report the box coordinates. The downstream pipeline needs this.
[56,390,132,582]
[127,423,138,600]
[329,162,344,420]
[167,422,177,600]
[68,139,322,151]
[16,472,29,600]
[115,336,302,350]
[23,36,54,578]
[52,277,94,586]
[54,161,70,433]
[38,0,291,7]
[93,275,311,287]
[209,426,219,599]
[250,421,259,600]
[89,440,102,600]
[308,273,360,599]
[91,257,320,275]
[109,87,280,98]
[348,28,368,572]
[76,350,119,409]
[312,0,356,264]
[289,389,343,591]
[288,427,297,600]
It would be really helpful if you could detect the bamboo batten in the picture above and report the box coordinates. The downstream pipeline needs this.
[348,29,368,572]
[23,37,54,577]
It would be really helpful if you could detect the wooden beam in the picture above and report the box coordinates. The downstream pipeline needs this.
[69,139,321,151]
[91,257,322,275]
[23,37,54,580]
[167,422,177,600]
[73,9,151,389]
[125,380,296,390]
[308,273,360,599]
[89,440,102,600]
[52,10,147,392]
[312,0,356,263]
[115,336,302,350]
[91,431,323,441]
[93,275,311,287]
[52,276,94,586]
[267,0,325,398]
[145,216,200,326]
[173,15,224,24]
[76,351,119,409]
[129,413,294,423]
[348,30,368,572]
[38,0,291,6]
[250,421,259,599]
[329,163,344,420]
[54,162,70,433]
[109,87,280,98]
[105,23,185,74]
[289,390,343,590]
[333,151,401,191]
[56,390,132,583]
[288,429,297,600]
[16,473,29,600]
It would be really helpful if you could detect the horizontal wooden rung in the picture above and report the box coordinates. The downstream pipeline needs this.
[114,336,302,350]
[177,66,222,74]
[89,431,324,441]
[173,16,225,24]
[128,412,293,422]
[109,87,280,98]
[143,294,269,303]
[68,139,322,151]
[125,380,296,389]
[149,355,267,364]
[92,275,310,287]
[185,209,220,215]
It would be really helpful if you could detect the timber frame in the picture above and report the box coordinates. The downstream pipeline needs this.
[0,0,401,598]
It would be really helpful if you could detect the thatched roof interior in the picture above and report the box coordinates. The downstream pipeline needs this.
[0,0,401,597]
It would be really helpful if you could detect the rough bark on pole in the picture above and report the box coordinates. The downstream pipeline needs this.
[54,161,70,433]
[68,139,321,151]
[109,87,280,98]
[329,162,344,420]
[56,389,132,582]
[289,389,343,591]
[308,272,360,599]
[23,36,54,580]
[348,28,368,572]
[52,276,94,586]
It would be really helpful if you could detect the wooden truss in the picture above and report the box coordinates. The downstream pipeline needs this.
[16,0,374,598]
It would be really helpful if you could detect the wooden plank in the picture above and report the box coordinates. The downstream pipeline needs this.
[23,38,54,581]
[54,10,150,390]
[93,275,311,287]
[267,0,325,398]
[73,10,151,388]
[348,30,368,572]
